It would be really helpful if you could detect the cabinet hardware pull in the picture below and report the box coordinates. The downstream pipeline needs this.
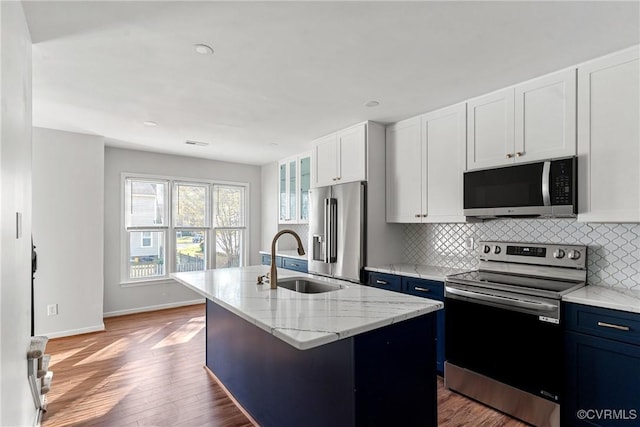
[422,214,428,217]
[597,321,630,331]
[375,280,388,285]
[291,263,299,267]
[506,153,514,159]
[415,214,421,218]
[337,177,341,180]
[414,287,430,292]
[515,151,524,157]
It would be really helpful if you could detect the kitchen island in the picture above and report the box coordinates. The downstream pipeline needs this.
[172,266,443,427]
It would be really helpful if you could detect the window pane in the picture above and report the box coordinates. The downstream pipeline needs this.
[129,231,165,279]
[126,179,168,227]
[174,183,208,227]
[214,185,245,227]
[176,231,206,272]
[215,229,242,268]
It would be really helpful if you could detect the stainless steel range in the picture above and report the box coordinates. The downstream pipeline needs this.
[444,241,587,427]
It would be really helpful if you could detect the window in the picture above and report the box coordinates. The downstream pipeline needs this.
[123,175,248,283]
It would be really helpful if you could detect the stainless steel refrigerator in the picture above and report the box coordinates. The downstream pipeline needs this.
[308,181,365,282]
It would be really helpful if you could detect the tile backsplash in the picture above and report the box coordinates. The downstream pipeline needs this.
[404,220,640,290]
[276,224,309,250]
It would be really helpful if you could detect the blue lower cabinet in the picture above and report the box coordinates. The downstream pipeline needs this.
[260,254,282,268]
[366,272,402,292]
[364,272,446,375]
[564,303,640,427]
[403,278,446,375]
[282,257,308,273]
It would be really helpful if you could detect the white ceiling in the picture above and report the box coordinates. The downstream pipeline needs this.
[23,1,640,166]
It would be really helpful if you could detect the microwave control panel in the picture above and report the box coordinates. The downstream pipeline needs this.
[550,159,574,205]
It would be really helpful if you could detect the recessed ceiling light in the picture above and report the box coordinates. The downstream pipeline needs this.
[193,44,214,55]
[185,140,209,147]
[143,121,158,127]
[365,100,380,108]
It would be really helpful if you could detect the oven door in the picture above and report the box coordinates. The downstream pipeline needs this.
[445,282,563,402]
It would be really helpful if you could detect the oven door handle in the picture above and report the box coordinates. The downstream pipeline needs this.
[445,286,557,312]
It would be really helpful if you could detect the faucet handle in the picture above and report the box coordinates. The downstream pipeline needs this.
[257,275,264,285]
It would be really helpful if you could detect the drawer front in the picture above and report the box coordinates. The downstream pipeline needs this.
[367,272,402,292]
[565,303,640,345]
[261,254,272,266]
[282,257,308,273]
[403,278,444,301]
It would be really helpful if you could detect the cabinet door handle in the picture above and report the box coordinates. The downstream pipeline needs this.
[376,280,388,285]
[337,177,341,181]
[515,151,524,157]
[422,214,427,217]
[506,153,514,159]
[413,287,430,292]
[415,214,421,218]
[290,263,299,267]
[597,321,630,331]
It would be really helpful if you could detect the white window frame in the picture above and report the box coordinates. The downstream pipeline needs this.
[121,173,250,286]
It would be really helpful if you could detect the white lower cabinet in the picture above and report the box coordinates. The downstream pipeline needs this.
[386,103,466,223]
[577,46,640,222]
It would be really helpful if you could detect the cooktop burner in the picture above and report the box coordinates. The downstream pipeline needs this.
[446,241,588,299]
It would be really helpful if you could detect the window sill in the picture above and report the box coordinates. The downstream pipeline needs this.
[120,278,177,288]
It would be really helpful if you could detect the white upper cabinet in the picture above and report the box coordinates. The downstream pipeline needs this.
[577,46,640,223]
[467,69,576,170]
[467,88,515,170]
[386,103,466,223]
[278,151,311,224]
[312,123,367,188]
[515,68,577,162]
[386,117,424,222]
[424,103,466,223]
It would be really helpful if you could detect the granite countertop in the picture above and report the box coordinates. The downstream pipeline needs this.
[365,264,466,282]
[171,266,443,350]
[259,249,308,261]
[563,285,640,314]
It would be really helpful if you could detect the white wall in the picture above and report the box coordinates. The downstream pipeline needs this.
[32,128,105,338]
[104,147,262,316]
[0,2,37,425]
[261,162,278,250]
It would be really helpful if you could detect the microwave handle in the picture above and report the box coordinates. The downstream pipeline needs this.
[542,161,551,206]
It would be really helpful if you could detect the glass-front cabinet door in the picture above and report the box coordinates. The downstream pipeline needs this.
[299,155,311,222]
[278,152,311,224]
[279,162,288,222]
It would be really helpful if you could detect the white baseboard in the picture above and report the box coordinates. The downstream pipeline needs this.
[103,299,206,318]
[43,323,106,339]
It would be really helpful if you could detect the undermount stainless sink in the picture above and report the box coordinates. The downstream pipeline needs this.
[277,277,342,294]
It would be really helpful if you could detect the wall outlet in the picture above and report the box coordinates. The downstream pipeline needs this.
[465,237,475,251]
[47,304,58,316]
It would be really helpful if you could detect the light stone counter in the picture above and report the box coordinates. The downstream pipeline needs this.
[365,263,465,282]
[171,265,443,350]
[563,284,640,314]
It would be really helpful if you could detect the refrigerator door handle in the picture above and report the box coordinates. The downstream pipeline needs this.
[328,198,337,263]
[324,198,330,263]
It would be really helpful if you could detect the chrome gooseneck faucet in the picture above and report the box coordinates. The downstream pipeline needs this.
[270,229,306,290]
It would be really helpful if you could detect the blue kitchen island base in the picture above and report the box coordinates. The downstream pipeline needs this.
[206,299,437,427]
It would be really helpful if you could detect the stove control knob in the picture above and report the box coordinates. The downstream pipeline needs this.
[553,249,566,259]
[483,245,491,254]
[567,250,581,260]
[494,246,502,254]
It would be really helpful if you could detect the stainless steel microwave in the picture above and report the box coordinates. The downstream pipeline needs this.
[463,157,577,218]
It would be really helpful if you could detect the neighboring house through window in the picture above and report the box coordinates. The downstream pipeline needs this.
[123,174,248,283]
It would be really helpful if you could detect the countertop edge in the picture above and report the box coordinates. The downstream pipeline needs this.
[562,285,640,314]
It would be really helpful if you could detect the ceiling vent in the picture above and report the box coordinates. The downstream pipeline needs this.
[185,140,209,147]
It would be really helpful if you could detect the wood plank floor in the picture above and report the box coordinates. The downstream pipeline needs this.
[42,304,527,427]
